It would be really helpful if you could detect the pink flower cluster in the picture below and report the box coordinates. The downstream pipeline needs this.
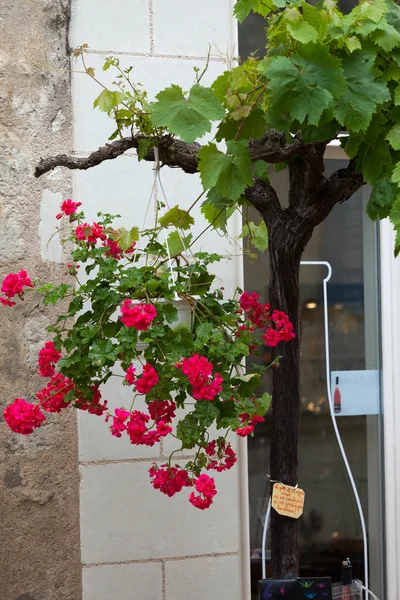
[38,341,62,377]
[75,385,108,416]
[189,474,217,510]
[75,222,107,245]
[120,300,157,330]
[107,409,171,446]
[263,310,296,346]
[102,238,136,260]
[56,199,82,220]
[177,354,223,401]
[1,270,34,305]
[236,413,265,437]
[239,292,295,347]
[149,464,191,497]
[239,292,270,328]
[124,363,159,395]
[149,465,218,510]
[148,399,176,424]
[3,398,45,435]
[36,373,74,413]
[205,440,237,472]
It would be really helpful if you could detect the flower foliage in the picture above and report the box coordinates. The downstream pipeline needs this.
[1,201,295,510]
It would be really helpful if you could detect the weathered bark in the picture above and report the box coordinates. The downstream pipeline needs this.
[262,153,364,578]
[268,214,314,577]
[34,130,319,178]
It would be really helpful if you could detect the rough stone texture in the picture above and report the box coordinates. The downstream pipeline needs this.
[0,1,82,599]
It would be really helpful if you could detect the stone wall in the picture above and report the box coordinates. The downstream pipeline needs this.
[69,1,248,599]
[0,1,81,599]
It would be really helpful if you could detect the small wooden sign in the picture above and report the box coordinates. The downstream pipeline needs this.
[271,482,305,519]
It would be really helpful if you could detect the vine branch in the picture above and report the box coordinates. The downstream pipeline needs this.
[34,131,317,178]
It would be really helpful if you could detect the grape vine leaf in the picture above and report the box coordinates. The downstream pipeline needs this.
[334,53,390,132]
[286,20,319,44]
[360,138,392,185]
[239,220,269,251]
[386,124,400,151]
[151,84,224,144]
[159,205,195,230]
[233,0,260,22]
[114,226,139,251]
[93,90,125,113]
[166,231,192,255]
[366,177,398,221]
[265,44,346,126]
[198,141,252,200]
[392,163,400,184]
[390,196,400,256]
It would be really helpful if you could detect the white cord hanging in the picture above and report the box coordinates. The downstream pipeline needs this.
[261,261,374,600]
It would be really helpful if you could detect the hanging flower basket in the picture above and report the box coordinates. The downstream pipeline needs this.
[1,198,296,510]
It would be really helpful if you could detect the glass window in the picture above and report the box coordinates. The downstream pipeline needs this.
[244,161,385,599]
[238,1,358,60]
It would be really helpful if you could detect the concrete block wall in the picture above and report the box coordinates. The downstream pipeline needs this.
[70,2,248,599]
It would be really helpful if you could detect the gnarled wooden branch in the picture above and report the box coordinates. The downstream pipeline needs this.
[35,137,201,177]
[244,177,283,224]
[35,130,314,178]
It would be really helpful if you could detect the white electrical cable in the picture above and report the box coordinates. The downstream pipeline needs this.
[261,261,372,599]
[261,497,272,580]
[357,582,380,600]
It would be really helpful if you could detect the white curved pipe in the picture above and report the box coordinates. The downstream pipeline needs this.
[261,497,272,580]
[261,261,369,599]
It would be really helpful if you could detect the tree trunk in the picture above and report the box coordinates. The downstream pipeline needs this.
[268,223,308,578]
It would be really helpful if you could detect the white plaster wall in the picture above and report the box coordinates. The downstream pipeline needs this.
[70,2,246,599]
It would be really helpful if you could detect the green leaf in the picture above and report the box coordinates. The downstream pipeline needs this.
[151,84,224,144]
[253,160,270,182]
[93,89,125,113]
[80,324,98,345]
[366,177,398,221]
[165,231,192,256]
[371,24,400,52]
[162,303,179,324]
[361,138,392,185]
[240,220,268,251]
[198,141,252,200]
[390,195,400,256]
[392,163,400,183]
[158,205,195,230]
[360,0,387,23]
[395,86,400,106]
[200,192,235,232]
[345,36,361,53]
[137,138,151,161]
[231,373,262,396]
[216,108,268,142]
[251,220,268,251]
[193,401,220,427]
[334,53,390,132]
[88,339,118,367]
[114,226,139,251]
[176,414,202,449]
[254,392,272,416]
[265,44,346,127]
[386,124,400,151]
[42,283,71,306]
[287,21,319,44]
[233,0,260,22]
